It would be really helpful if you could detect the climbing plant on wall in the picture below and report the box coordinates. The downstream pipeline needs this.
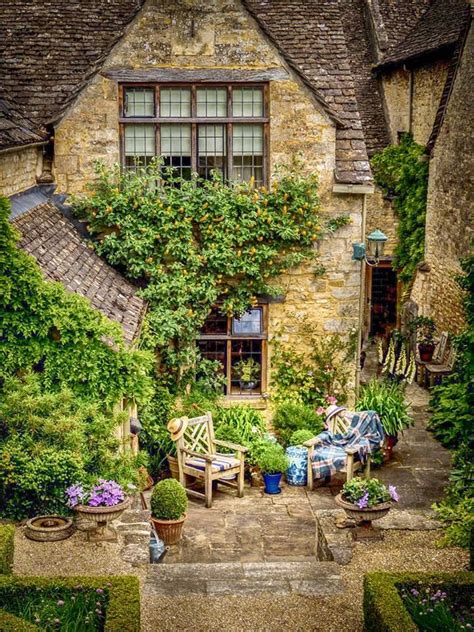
[0,196,153,407]
[73,158,349,388]
[371,134,429,285]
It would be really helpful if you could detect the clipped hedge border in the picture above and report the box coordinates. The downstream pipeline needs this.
[0,609,39,631]
[0,526,14,576]
[363,571,474,632]
[0,575,140,632]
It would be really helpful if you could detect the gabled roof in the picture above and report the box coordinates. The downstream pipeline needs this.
[376,0,470,71]
[243,0,372,183]
[373,0,432,53]
[12,202,146,345]
[0,0,145,129]
[0,91,47,151]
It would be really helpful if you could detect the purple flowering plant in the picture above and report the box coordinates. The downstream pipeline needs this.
[66,479,125,508]
[401,585,473,631]
[341,477,399,508]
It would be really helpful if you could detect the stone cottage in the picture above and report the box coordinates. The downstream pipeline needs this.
[0,0,471,402]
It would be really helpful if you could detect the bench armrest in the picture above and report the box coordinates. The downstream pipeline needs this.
[214,439,248,453]
[303,437,322,447]
[345,447,358,455]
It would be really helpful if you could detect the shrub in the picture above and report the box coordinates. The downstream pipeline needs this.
[363,572,473,632]
[0,575,140,632]
[214,405,266,466]
[0,375,143,520]
[257,442,288,474]
[356,379,413,436]
[289,429,314,446]
[0,526,14,576]
[272,400,325,447]
[151,479,188,520]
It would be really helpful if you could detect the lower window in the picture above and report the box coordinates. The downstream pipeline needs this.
[198,307,267,396]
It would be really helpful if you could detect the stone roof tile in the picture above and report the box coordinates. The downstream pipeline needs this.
[0,91,48,150]
[12,202,146,344]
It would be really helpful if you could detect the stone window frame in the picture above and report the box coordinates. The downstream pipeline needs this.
[119,83,270,185]
[198,304,269,398]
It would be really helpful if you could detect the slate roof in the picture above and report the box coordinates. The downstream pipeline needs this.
[12,202,146,345]
[243,0,372,184]
[0,91,47,151]
[376,0,470,71]
[0,0,144,128]
[374,0,432,53]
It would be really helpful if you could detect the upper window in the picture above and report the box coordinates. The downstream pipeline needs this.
[120,84,268,185]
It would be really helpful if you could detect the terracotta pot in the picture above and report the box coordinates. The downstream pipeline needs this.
[418,343,435,362]
[73,497,130,541]
[335,494,392,525]
[151,514,186,545]
[383,434,398,462]
[167,455,195,486]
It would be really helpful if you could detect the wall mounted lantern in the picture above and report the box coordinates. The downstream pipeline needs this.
[352,229,388,266]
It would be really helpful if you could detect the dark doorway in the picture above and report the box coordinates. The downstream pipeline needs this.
[369,265,398,337]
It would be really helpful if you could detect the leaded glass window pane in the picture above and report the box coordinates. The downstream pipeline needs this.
[232,309,262,335]
[196,88,227,117]
[124,124,156,169]
[160,88,191,117]
[232,124,263,185]
[232,87,263,117]
[160,124,192,179]
[124,88,155,117]
[198,124,226,179]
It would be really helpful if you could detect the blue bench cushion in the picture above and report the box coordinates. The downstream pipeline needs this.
[185,455,240,472]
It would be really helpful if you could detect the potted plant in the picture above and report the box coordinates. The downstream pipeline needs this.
[234,358,260,390]
[66,479,130,541]
[257,442,289,494]
[286,429,314,486]
[409,316,437,361]
[335,477,399,537]
[150,478,188,545]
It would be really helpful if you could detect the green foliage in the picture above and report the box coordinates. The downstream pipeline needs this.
[150,478,188,520]
[356,378,413,436]
[0,375,143,520]
[139,386,176,475]
[371,134,428,284]
[233,358,260,383]
[257,442,288,474]
[270,314,356,406]
[0,575,140,632]
[408,315,436,345]
[272,400,325,447]
[429,254,474,548]
[214,405,266,466]
[72,160,349,385]
[363,572,473,632]
[289,429,315,446]
[341,477,391,507]
[0,526,14,576]
[0,195,153,407]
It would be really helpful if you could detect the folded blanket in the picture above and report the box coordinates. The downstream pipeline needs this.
[311,410,385,479]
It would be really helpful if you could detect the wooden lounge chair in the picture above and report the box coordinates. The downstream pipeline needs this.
[304,412,371,491]
[174,412,247,508]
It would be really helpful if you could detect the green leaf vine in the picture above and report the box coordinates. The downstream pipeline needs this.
[371,134,429,285]
[73,158,349,387]
[0,196,153,407]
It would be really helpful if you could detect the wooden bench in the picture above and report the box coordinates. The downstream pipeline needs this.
[304,411,371,491]
[415,331,448,385]
[424,344,456,388]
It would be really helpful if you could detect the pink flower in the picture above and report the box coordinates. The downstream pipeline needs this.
[389,485,400,502]
[326,395,337,405]
[316,406,325,415]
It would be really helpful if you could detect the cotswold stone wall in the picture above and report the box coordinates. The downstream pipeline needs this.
[411,25,474,334]
[366,187,398,258]
[0,146,41,197]
[53,0,363,401]
[381,60,449,146]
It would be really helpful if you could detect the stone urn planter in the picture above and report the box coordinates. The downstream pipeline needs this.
[335,494,392,540]
[25,515,75,542]
[74,497,130,542]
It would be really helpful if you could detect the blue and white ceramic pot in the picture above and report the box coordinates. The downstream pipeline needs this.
[285,446,308,486]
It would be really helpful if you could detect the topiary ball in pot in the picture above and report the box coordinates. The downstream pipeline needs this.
[150,478,188,545]
[257,443,289,495]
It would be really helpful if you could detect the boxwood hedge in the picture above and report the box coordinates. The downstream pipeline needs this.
[363,571,474,632]
[0,525,14,576]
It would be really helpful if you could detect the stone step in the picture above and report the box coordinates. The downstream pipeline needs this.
[144,559,343,597]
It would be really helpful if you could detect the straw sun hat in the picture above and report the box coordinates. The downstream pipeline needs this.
[167,417,188,441]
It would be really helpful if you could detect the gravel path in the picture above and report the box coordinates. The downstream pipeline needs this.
[141,531,468,632]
